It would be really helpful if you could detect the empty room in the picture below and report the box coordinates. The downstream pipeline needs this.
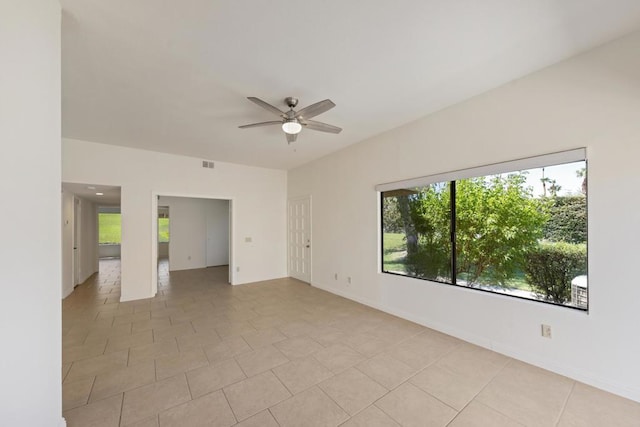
[2,1,640,426]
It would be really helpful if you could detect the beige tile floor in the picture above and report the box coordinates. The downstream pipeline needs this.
[62,259,640,426]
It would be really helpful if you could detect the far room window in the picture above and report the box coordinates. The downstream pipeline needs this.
[158,213,170,243]
[98,212,121,245]
[380,149,588,310]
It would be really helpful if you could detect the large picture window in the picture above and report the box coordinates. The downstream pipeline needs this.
[380,149,588,310]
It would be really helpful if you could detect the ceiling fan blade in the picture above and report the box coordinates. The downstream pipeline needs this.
[247,97,286,117]
[238,121,282,129]
[295,99,336,120]
[302,120,342,134]
[286,132,297,144]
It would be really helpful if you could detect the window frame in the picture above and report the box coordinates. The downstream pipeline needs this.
[378,149,588,311]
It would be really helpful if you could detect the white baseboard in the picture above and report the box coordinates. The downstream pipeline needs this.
[120,291,154,302]
[311,281,382,311]
[58,417,67,427]
[61,286,74,299]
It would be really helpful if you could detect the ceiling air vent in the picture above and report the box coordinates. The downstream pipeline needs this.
[202,160,214,169]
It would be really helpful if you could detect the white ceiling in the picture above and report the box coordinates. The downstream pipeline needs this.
[62,183,121,206]
[61,1,640,170]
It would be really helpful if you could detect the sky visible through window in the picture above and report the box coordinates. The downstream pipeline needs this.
[523,162,584,197]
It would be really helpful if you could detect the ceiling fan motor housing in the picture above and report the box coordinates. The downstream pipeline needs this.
[285,97,299,109]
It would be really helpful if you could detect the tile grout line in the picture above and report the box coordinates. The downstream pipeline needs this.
[217,381,238,425]
[339,334,471,424]
[267,407,283,426]
[117,392,124,427]
[456,359,525,425]
[321,371,392,422]
[555,380,577,426]
[441,358,514,426]
[84,374,98,407]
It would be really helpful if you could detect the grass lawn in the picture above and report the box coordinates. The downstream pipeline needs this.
[158,218,170,242]
[383,232,407,273]
[459,270,533,292]
[99,214,169,244]
[99,213,121,244]
[501,271,533,291]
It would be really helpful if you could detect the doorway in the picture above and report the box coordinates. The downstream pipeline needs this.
[288,196,311,283]
[153,195,232,292]
[61,182,121,298]
[158,205,170,266]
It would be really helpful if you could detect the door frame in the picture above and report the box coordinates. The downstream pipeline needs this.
[150,192,235,296]
[287,195,312,284]
[73,196,81,286]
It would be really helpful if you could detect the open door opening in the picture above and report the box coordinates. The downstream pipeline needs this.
[154,195,232,292]
[157,205,170,283]
[61,182,121,299]
[158,205,170,264]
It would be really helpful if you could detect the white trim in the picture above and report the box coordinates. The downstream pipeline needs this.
[62,286,74,299]
[375,148,586,192]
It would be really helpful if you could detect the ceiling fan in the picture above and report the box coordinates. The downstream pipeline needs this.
[239,96,342,144]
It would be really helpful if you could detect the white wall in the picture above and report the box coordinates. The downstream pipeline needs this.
[157,197,229,270]
[159,196,206,270]
[99,244,121,258]
[289,31,640,402]
[0,1,63,425]
[206,199,230,267]
[63,140,287,300]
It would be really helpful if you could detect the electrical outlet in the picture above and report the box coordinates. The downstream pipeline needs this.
[541,324,552,338]
[188,255,191,260]
[347,277,352,284]
[334,273,338,280]
[236,266,240,273]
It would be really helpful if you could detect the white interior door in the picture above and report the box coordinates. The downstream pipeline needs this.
[288,196,311,283]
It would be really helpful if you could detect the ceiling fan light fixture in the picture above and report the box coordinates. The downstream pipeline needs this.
[282,119,302,135]
[240,97,341,142]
